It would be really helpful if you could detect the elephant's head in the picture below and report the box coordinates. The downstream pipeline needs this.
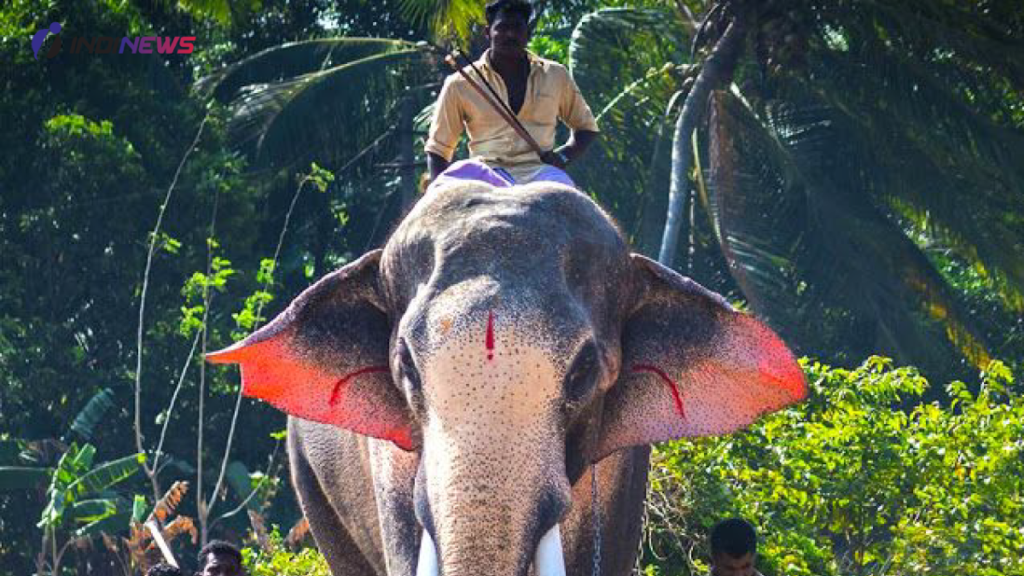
[208,182,805,576]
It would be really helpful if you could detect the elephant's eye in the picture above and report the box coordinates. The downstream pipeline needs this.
[564,342,599,405]
[398,339,422,393]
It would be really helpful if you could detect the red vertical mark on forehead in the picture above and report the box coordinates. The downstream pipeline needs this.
[632,364,686,419]
[329,366,390,406]
[486,310,495,361]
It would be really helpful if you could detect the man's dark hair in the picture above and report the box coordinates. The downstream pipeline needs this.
[710,518,758,558]
[145,563,184,576]
[485,0,532,25]
[198,539,243,567]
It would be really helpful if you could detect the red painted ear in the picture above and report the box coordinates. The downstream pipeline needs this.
[207,250,416,450]
[595,255,806,461]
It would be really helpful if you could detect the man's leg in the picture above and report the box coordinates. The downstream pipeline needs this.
[428,159,515,190]
[509,163,577,188]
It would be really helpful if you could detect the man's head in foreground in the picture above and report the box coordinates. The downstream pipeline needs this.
[145,563,183,576]
[710,518,758,576]
[198,540,244,576]
[484,0,533,60]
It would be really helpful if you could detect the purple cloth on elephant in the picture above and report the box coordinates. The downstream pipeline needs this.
[430,159,576,190]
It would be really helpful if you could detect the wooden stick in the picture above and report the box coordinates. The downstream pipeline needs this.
[444,54,545,156]
[145,520,179,568]
[458,50,521,131]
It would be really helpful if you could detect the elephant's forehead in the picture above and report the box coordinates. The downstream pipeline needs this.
[421,317,565,428]
[409,276,584,362]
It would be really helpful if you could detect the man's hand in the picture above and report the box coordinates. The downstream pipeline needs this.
[540,150,568,169]
[541,130,599,170]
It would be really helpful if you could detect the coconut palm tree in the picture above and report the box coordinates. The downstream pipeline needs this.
[652,0,1024,371]
[201,0,1024,373]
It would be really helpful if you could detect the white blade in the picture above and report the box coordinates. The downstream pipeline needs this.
[534,525,566,576]
[145,519,179,568]
[416,530,440,576]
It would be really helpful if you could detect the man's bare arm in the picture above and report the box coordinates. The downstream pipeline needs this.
[559,129,598,163]
[541,130,599,169]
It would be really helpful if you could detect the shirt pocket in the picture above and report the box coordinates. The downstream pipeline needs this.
[527,91,559,123]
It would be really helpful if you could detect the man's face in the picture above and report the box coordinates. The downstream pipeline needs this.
[486,11,530,59]
[201,552,243,576]
[711,551,756,576]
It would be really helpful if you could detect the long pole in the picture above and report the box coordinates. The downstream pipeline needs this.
[459,51,520,129]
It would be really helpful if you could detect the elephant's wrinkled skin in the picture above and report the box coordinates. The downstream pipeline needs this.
[209,181,806,576]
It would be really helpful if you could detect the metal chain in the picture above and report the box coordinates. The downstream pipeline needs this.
[591,463,602,576]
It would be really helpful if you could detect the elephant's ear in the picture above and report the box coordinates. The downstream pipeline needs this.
[207,250,416,450]
[595,255,806,460]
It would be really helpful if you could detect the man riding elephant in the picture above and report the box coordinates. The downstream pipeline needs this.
[209,177,807,576]
[425,0,600,189]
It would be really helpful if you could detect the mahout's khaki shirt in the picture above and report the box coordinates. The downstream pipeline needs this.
[425,50,599,167]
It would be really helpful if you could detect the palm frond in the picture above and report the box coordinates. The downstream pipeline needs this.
[198,38,422,101]
[396,0,484,47]
[787,2,1024,311]
[565,8,688,245]
[221,47,433,169]
[569,8,686,111]
[706,90,993,368]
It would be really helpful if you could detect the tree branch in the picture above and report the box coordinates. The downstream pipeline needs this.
[134,113,209,480]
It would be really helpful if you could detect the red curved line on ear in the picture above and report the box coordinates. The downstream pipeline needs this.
[329,366,390,406]
[632,364,686,419]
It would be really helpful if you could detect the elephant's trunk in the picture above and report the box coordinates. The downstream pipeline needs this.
[413,524,569,573]
[416,429,571,576]
[415,526,567,576]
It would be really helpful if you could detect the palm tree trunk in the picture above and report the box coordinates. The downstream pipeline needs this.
[658,15,747,267]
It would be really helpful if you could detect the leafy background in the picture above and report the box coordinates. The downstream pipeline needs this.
[1,0,1022,574]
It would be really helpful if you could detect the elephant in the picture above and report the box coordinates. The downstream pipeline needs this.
[208,180,806,576]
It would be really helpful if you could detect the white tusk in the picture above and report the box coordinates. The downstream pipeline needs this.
[534,525,566,576]
[416,530,440,576]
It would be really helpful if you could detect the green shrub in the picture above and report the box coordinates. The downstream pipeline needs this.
[242,531,330,576]
[644,357,1023,576]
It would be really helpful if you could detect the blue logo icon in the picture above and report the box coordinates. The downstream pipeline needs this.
[32,22,62,60]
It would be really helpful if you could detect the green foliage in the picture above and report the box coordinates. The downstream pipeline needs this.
[242,531,331,576]
[37,443,142,532]
[566,7,689,256]
[687,1,1024,376]
[3,0,1023,573]
[395,0,483,47]
[68,388,116,442]
[225,460,280,513]
[230,258,277,339]
[645,357,1024,576]
[200,38,435,169]
[180,253,237,337]
[304,162,336,194]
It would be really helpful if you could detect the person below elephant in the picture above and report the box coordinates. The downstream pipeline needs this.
[709,518,764,576]
[425,0,600,190]
[197,540,246,576]
[145,563,184,576]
